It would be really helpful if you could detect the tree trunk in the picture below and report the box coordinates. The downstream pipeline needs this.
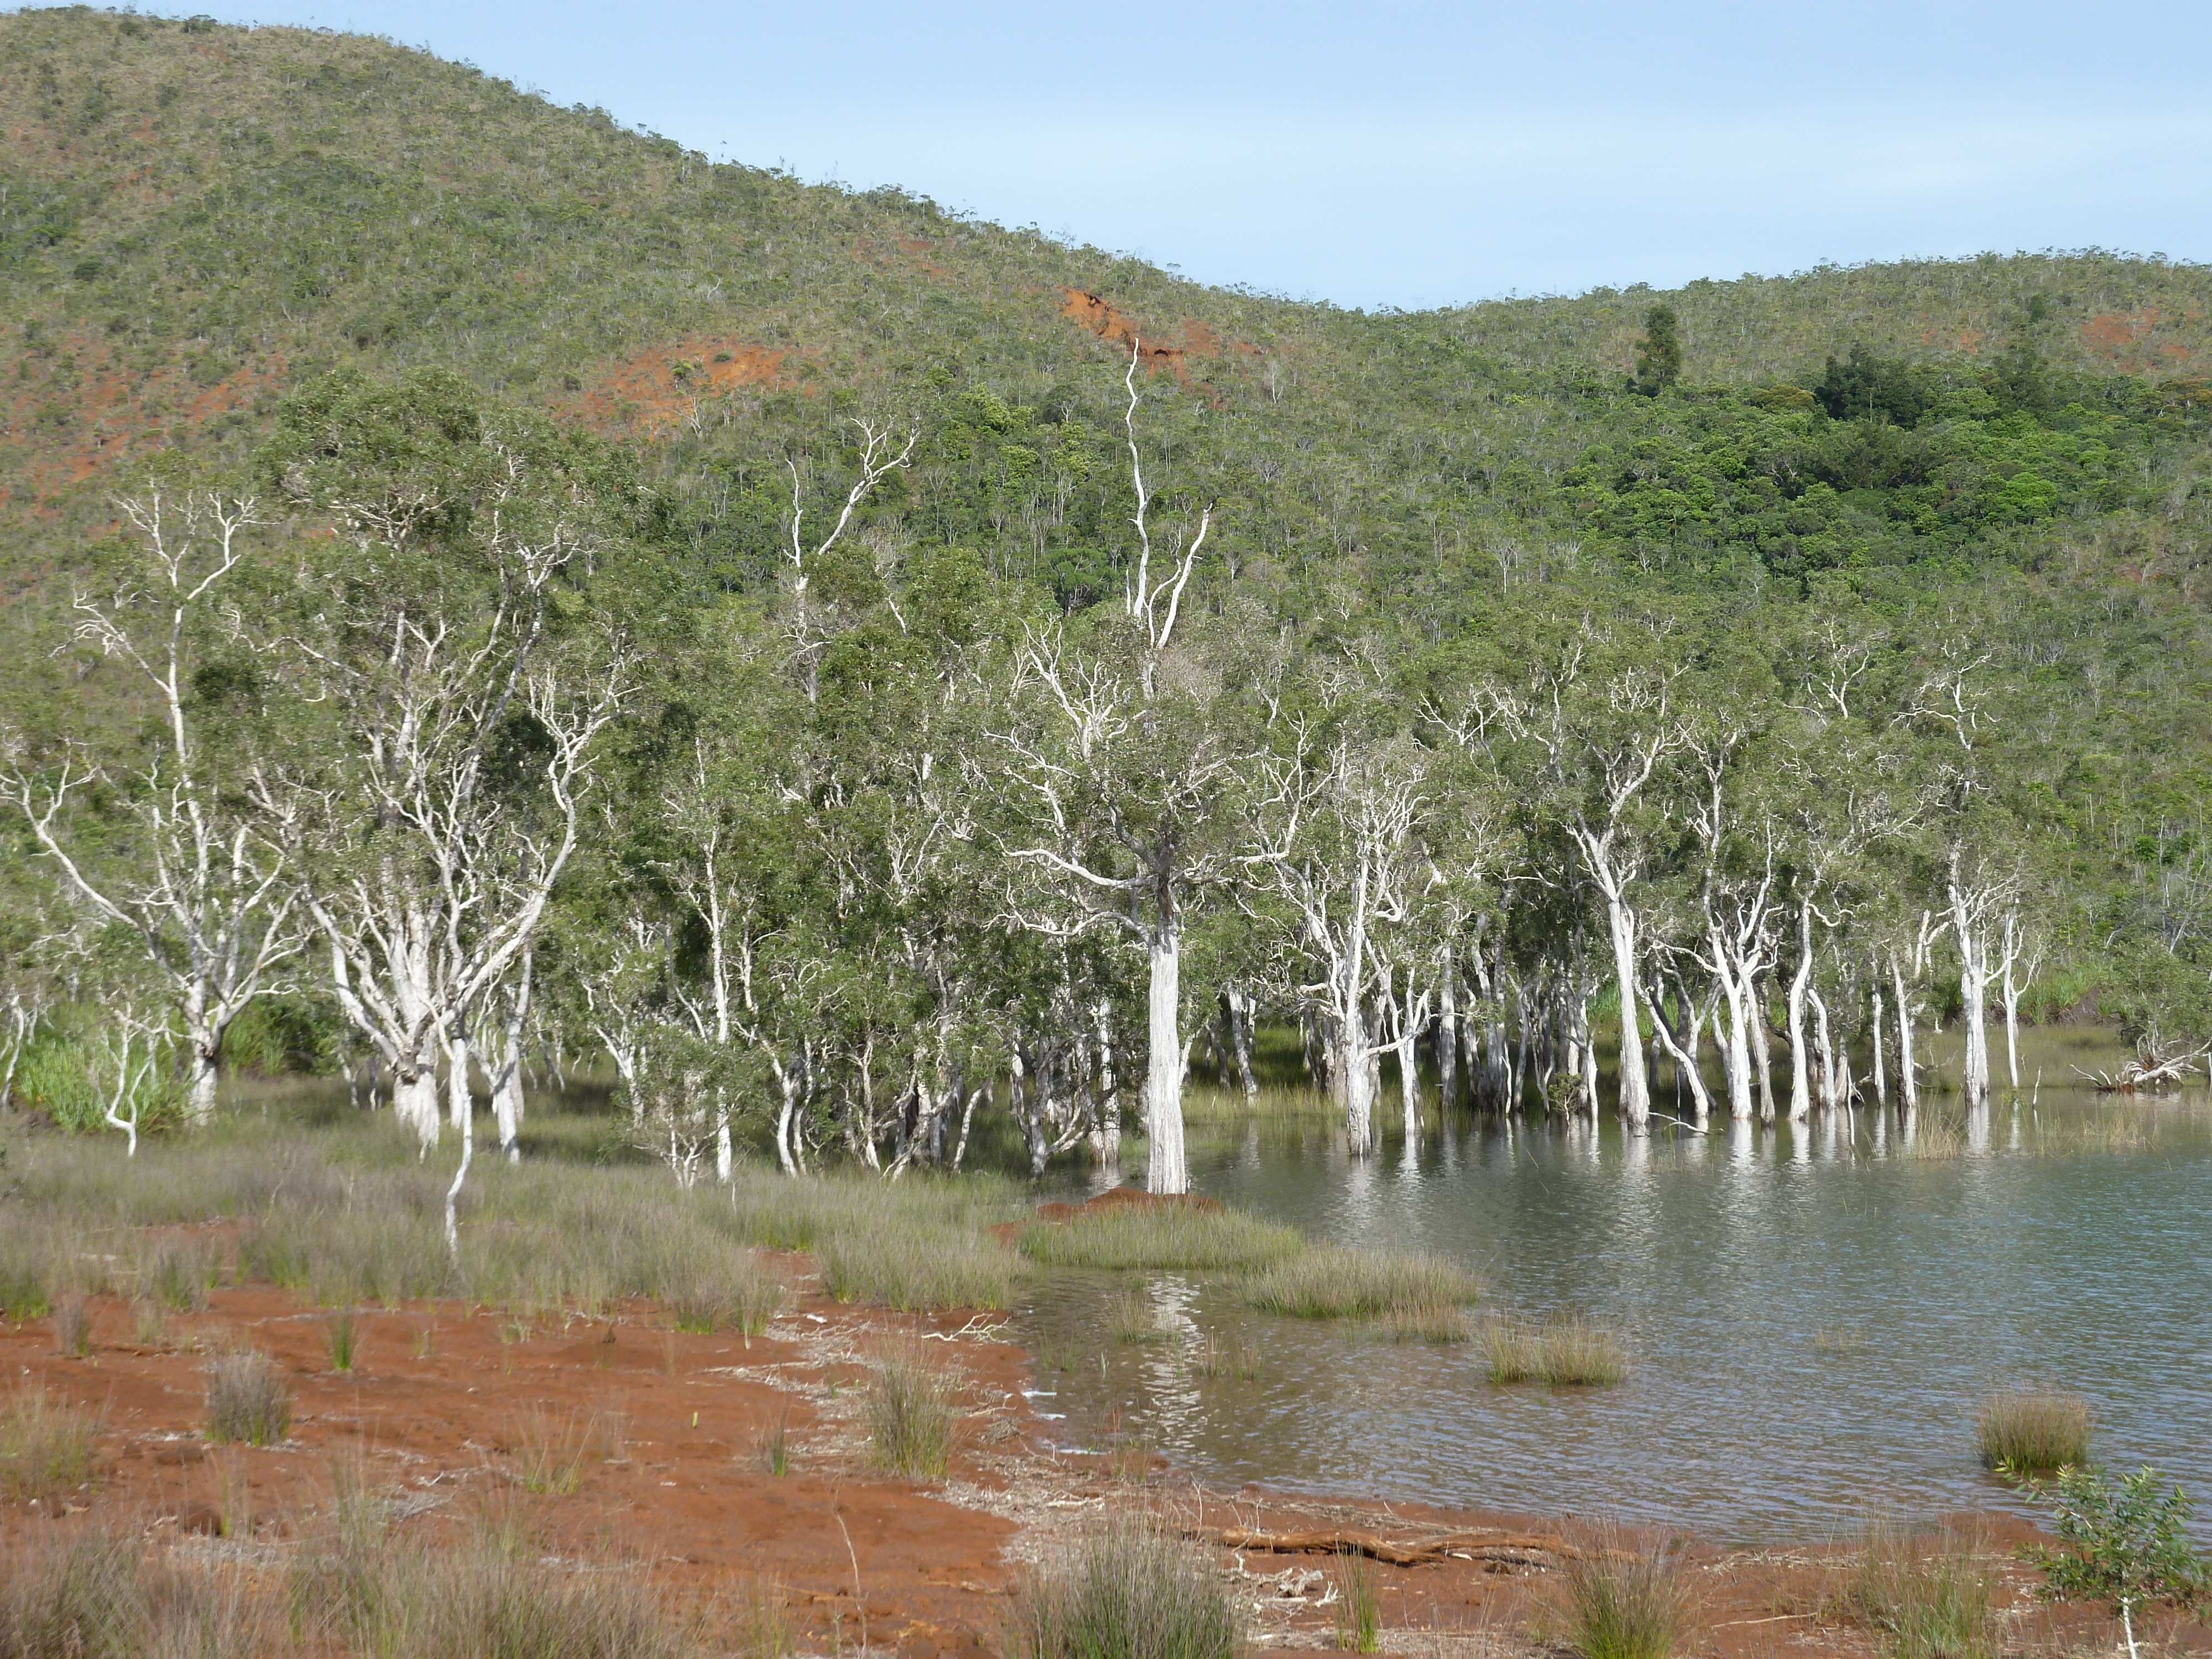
[1091,997,1120,1173]
[1890,957,1919,1119]
[2001,912,2022,1093]
[186,1046,221,1127]
[1747,972,1778,1124]
[1144,928,1188,1194]
[1870,980,1888,1107]
[1436,952,1460,1112]
[1785,903,1815,1121]
[1603,899,1651,1132]
[1809,985,1837,1109]
[446,1028,473,1133]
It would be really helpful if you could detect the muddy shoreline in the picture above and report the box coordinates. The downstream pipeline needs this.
[7,1250,2206,1659]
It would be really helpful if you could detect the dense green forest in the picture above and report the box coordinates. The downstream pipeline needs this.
[3,7,2210,1190]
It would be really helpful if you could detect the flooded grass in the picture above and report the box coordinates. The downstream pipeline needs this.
[1245,1246,1482,1319]
[1481,1315,1629,1386]
[1007,1518,1240,1659]
[1331,1547,1382,1652]
[1111,1289,1173,1345]
[1373,1302,1471,1343]
[1976,1389,2090,1473]
[1019,1203,1305,1272]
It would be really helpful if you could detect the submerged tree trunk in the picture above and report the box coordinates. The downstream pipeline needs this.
[1145,928,1188,1194]
[1602,900,1651,1133]
[1890,957,1920,1120]
[1949,874,1992,1110]
[1091,997,1121,1173]
[1747,972,1778,1125]
[1785,903,1815,1122]
[1436,951,1460,1113]
[1870,979,1888,1107]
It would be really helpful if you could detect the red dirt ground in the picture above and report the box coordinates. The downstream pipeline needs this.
[5,1220,2204,1658]
[549,337,792,438]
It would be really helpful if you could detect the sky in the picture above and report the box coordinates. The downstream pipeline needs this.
[129,1,2212,312]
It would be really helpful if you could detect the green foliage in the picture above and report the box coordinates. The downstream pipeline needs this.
[1629,305,1682,397]
[2022,1465,2209,1614]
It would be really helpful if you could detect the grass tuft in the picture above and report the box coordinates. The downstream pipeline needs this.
[1244,1245,1481,1319]
[1843,1526,1996,1659]
[203,1347,291,1447]
[866,1346,956,1479]
[1560,1533,1691,1659]
[1331,1547,1382,1652]
[1111,1289,1172,1345]
[1374,1302,1470,1344]
[326,1306,357,1372]
[1482,1314,1629,1386]
[666,1252,786,1335]
[819,1223,1018,1312]
[0,1385,98,1502]
[1019,1203,1305,1272]
[1008,1518,1240,1659]
[1977,1390,2091,1474]
[512,1407,597,1495]
[49,1295,91,1359]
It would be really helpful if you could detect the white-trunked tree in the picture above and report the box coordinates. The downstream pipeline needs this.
[987,342,1224,1193]
[247,375,633,1246]
[2,487,303,1125]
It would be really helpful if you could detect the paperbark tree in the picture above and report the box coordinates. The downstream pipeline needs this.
[248,377,634,1175]
[988,341,1222,1194]
[1,488,302,1123]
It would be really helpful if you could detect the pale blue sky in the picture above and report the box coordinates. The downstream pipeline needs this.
[132,1,2212,310]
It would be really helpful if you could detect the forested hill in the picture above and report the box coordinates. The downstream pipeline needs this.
[4,6,2212,1157]
[3,4,2210,613]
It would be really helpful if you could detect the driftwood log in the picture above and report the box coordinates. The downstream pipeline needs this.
[1183,1525,1585,1568]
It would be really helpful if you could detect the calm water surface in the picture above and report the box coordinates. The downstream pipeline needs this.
[1010,1086,2212,1542]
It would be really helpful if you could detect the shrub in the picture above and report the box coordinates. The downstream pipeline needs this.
[866,1348,956,1479]
[0,1526,276,1657]
[1244,1245,1480,1319]
[2022,1464,2208,1618]
[1846,1527,1996,1659]
[1019,1203,1305,1272]
[203,1348,291,1447]
[0,1386,98,1501]
[1978,1390,2090,1473]
[1008,1519,1240,1659]
[1482,1315,1629,1386]
[1559,1534,1690,1659]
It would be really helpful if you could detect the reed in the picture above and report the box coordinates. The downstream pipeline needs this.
[1244,1245,1481,1319]
[1976,1390,2091,1473]
[1019,1203,1305,1272]
[1007,1519,1241,1659]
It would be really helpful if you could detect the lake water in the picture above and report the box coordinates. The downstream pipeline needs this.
[1010,1069,2212,1542]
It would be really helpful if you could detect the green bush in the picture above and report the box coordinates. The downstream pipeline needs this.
[2023,1465,2208,1617]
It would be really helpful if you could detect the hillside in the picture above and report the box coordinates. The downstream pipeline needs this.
[2,6,2209,617]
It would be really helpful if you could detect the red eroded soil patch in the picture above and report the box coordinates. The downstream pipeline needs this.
[0,330,286,510]
[550,337,790,436]
[1059,290,1257,398]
